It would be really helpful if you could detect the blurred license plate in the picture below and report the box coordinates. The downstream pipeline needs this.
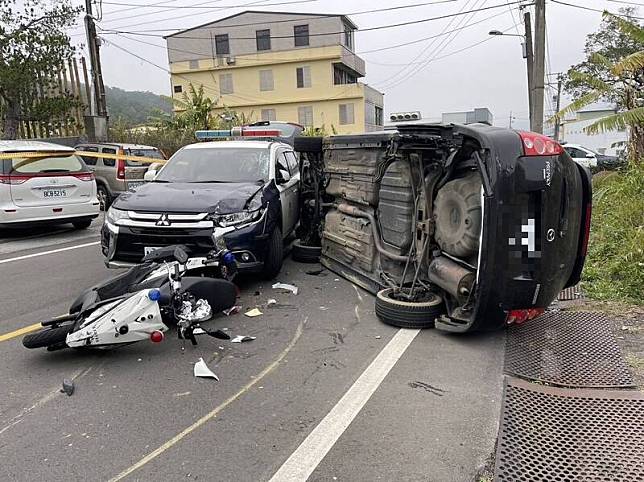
[144,247,161,256]
[43,189,67,197]
[128,181,144,190]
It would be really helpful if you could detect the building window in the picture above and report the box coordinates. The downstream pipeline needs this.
[173,85,183,93]
[296,66,311,88]
[261,109,276,121]
[259,69,274,91]
[375,106,383,126]
[298,106,313,126]
[219,73,233,94]
[215,34,229,55]
[189,59,199,69]
[333,65,357,85]
[339,103,355,125]
[344,26,354,50]
[256,29,271,51]
[294,24,309,46]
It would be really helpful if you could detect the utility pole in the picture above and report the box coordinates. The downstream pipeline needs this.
[509,111,514,128]
[523,11,535,131]
[533,0,546,134]
[84,0,108,139]
[553,75,563,141]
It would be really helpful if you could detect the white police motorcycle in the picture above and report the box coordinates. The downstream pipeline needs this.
[22,245,238,351]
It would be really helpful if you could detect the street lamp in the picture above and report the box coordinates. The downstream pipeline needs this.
[489,20,535,131]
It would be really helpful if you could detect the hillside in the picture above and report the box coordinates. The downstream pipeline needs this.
[105,86,172,125]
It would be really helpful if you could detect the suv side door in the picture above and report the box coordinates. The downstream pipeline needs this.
[274,148,298,236]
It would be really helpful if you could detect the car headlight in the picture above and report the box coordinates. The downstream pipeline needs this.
[106,207,129,224]
[212,208,263,228]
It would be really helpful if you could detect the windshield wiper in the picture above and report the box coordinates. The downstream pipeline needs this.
[41,169,71,173]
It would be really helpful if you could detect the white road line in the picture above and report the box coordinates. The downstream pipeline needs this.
[0,241,100,265]
[269,328,420,482]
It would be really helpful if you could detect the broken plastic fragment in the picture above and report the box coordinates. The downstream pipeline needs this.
[267,298,277,305]
[194,358,219,380]
[61,379,74,396]
[223,305,241,316]
[272,282,299,295]
[306,268,325,276]
[192,327,206,335]
[231,335,256,343]
[244,308,263,317]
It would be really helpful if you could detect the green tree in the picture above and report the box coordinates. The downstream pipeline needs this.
[554,11,644,163]
[164,83,217,131]
[0,0,81,139]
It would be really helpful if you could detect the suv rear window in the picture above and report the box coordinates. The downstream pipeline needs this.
[9,154,84,174]
[123,148,163,167]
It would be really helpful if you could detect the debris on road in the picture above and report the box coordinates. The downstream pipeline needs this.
[192,327,206,335]
[194,358,219,380]
[223,305,242,316]
[267,298,277,306]
[231,335,256,343]
[272,282,299,295]
[61,379,74,396]
[306,268,326,276]
[245,308,263,317]
[375,335,381,339]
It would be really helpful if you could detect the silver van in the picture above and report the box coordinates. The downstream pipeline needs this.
[74,142,165,210]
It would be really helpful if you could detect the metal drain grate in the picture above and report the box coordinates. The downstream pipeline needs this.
[495,377,644,482]
[505,311,635,388]
[558,284,582,301]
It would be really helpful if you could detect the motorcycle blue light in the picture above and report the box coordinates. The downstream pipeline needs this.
[148,289,161,301]
[223,251,236,264]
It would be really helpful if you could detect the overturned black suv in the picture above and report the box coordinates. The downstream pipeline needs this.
[294,123,592,332]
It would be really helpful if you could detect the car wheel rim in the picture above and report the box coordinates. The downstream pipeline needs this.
[98,189,107,211]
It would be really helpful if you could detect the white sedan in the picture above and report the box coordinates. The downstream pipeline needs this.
[0,140,100,229]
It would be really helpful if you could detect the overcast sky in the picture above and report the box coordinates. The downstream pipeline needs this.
[64,0,637,130]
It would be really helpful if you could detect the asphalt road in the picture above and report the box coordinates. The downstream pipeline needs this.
[0,218,505,481]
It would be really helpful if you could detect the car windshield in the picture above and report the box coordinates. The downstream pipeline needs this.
[9,154,84,174]
[156,147,270,183]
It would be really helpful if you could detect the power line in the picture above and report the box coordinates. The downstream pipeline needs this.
[99,1,528,38]
[101,0,191,17]
[550,0,644,19]
[606,0,644,6]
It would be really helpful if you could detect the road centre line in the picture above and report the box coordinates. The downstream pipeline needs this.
[0,241,100,265]
[269,328,420,482]
[0,323,42,342]
[108,317,308,482]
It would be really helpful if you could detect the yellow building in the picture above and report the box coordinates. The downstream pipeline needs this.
[165,11,384,134]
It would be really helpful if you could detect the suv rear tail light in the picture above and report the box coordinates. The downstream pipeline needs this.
[506,308,545,325]
[73,172,95,182]
[518,131,563,156]
[116,149,126,180]
[0,174,30,185]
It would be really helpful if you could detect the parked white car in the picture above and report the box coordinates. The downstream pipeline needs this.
[0,140,100,229]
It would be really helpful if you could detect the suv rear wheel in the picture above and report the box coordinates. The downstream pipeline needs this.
[72,219,92,230]
[375,289,444,329]
[262,226,284,279]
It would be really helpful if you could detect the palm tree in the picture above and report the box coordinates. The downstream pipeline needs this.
[551,13,644,164]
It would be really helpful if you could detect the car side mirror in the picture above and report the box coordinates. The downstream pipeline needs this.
[144,170,157,181]
[276,167,291,184]
[585,153,595,159]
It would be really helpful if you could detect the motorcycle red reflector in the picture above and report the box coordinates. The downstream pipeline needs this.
[150,330,164,343]
[506,308,545,325]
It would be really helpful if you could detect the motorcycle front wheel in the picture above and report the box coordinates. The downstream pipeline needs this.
[22,324,74,349]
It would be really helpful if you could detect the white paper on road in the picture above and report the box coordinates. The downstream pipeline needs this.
[231,335,256,343]
[193,358,219,380]
[272,282,299,295]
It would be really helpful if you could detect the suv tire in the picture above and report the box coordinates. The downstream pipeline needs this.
[73,219,92,230]
[97,185,111,211]
[262,226,284,279]
[375,289,444,329]
[292,239,321,263]
[294,136,323,153]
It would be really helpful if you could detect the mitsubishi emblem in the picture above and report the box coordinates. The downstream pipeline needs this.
[156,213,171,227]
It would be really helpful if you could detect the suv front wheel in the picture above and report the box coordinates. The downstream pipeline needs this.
[262,226,284,279]
[97,184,111,211]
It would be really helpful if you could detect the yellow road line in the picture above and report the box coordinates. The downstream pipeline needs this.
[109,317,307,482]
[0,323,42,342]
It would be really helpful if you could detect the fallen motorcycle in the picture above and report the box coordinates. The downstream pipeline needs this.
[22,245,238,351]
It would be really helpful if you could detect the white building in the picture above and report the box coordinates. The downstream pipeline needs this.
[559,102,628,155]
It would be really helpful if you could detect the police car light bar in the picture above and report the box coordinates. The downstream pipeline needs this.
[195,128,281,140]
